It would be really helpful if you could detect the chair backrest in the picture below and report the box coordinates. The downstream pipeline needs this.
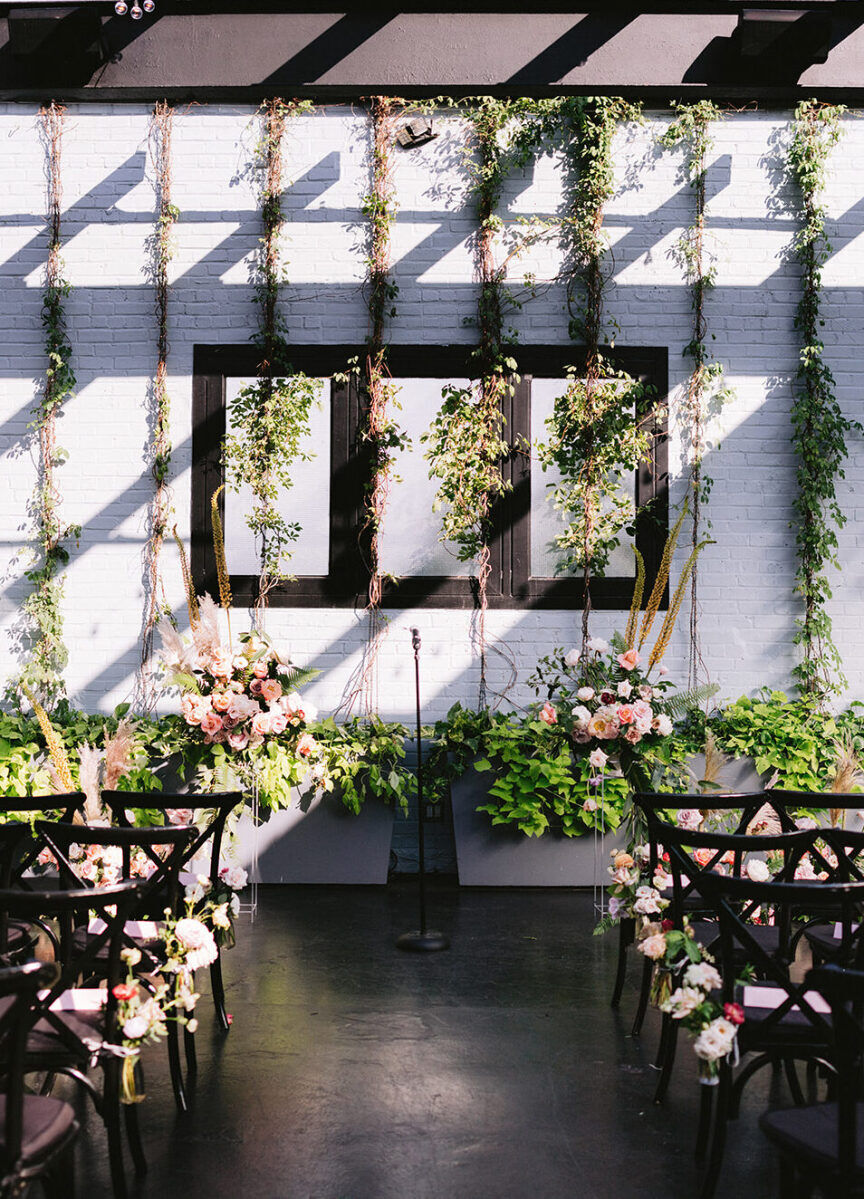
[633,791,785,873]
[0,883,142,1060]
[101,791,242,884]
[697,873,864,1039]
[34,822,197,924]
[0,960,61,1172]
[822,827,864,883]
[0,794,87,886]
[805,963,864,1183]
[770,789,864,816]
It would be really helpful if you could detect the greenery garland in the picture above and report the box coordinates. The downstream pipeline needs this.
[659,101,731,689]
[140,101,178,703]
[224,98,320,616]
[18,103,80,704]
[787,101,860,700]
[539,97,650,651]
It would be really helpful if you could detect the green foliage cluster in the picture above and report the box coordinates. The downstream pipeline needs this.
[788,101,861,700]
[224,99,322,606]
[314,716,416,813]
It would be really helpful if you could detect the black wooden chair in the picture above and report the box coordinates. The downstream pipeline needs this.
[694,873,864,1199]
[760,962,864,1198]
[35,821,198,1113]
[0,960,79,1199]
[102,790,243,1032]
[0,882,142,1199]
[617,792,772,1035]
[652,822,816,1104]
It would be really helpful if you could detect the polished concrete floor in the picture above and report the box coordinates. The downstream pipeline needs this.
[71,882,778,1199]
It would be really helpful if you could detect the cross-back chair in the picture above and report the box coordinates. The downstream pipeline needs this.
[102,790,243,1032]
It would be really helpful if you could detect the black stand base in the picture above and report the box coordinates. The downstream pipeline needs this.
[396,930,450,952]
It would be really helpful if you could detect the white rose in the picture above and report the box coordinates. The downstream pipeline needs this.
[564,648,581,667]
[638,933,667,960]
[684,962,722,992]
[588,748,608,770]
[587,637,609,655]
[211,903,231,930]
[676,809,702,832]
[746,858,771,883]
[693,1017,737,1061]
[662,985,704,1020]
[634,891,662,915]
[572,705,592,728]
[653,714,673,737]
[617,681,632,699]
[123,1015,150,1041]
[174,918,218,970]
[576,686,594,702]
[219,865,248,891]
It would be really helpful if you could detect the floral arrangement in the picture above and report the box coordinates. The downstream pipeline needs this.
[35,839,159,885]
[185,862,248,948]
[635,919,744,1083]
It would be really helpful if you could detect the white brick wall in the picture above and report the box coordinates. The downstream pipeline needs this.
[1,103,862,721]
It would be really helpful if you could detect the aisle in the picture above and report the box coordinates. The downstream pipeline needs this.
[76,883,776,1199]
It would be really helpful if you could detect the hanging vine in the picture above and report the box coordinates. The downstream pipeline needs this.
[223,98,321,619]
[660,101,731,689]
[140,100,178,703]
[18,103,80,704]
[787,101,859,700]
[423,98,549,707]
[539,97,651,654]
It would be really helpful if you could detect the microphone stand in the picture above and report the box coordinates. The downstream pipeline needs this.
[396,628,449,952]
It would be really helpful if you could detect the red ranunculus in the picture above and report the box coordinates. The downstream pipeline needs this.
[112,983,137,1003]
[724,1002,745,1026]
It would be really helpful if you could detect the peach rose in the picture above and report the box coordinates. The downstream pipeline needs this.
[200,711,224,736]
[251,711,272,737]
[227,730,249,752]
[181,694,202,726]
[617,649,641,671]
[613,852,634,870]
[260,678,283,704]
[269,713,288,735]
[211,691,232,712]
[539,702,557,725]
[297,732,316,757]
[617,705,634,725]
[210,651,233,679]
[252,660,269,679]
[624,726,642,744]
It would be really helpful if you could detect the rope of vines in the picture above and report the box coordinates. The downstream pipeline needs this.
[140,100,177,703]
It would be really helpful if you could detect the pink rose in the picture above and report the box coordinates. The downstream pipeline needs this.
[220,712,238,732]
[624,726,642,744]
[200,711,224,736]
[252,660,269,679]
[227,730,250,752]
[617,705,634,725]
[181,694,202,726]
[539,702,557,725]
[617,649,640,671]
[167,809,193,825]
[249,679,264,697]
[211,691,232,712]
[582,798,598,812]
[210,651,233,679]
[297,732,316,758]
[260,678,283,704]
[269,713,288,735]
[251,711,272,737]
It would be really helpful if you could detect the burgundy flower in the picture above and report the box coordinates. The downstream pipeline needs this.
[724,1002,745,1026]
[661,918,674,932]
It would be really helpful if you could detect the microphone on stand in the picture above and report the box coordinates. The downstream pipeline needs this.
[396,628,449,952]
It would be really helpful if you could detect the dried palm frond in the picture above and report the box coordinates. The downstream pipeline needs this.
[193,593,222,660]
[829,735,863,827]
[78,743,103,823]
[638,503,688,650]
[104,718,136,792]
[624,547,645,651]
[173,526,199,629]
[702,730,729,794]
[648,537,712,669]
[746,802,782,837]
[20,683,75,793]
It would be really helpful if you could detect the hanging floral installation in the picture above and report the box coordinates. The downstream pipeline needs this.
[139,100,178,707]
[223,98,320,619]
[659,101,732,690]
[17,103,81,704]
[787,100,860,701]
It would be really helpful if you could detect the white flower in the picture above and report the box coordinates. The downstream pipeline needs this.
[576,686,594,702]
[607,896,621,918]
[676,809,703,832]
[633,889,662,915]
[746,858,771,883]
[582,798,598,812]
[229,893,240,916]
[588,748,608,770]
[658,665,669,676]
[564,648,581,668]
[693,1017,737,1062]
[587,637,609,655]
[653,868,672,891]
[795,817,818,831]
[684,962,722,992]
[652,714,673,737]
[121,947,142,967]
[662,985,705,1020]
[211,903,231,930]
[122,1015,151,1041]
[617,681,632,699]
[572,705,592,728]
[633,843,651,864]
[186,1018,198,1034]
[638,933,667,960]
[174,918,218,971]
[219,865,248,891]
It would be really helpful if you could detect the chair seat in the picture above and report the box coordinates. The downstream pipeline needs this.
[760,1102,864,1176]
[25,1007,105,1063]
[0,1094,77,1165]
[805,924,845,961]
[690,920,781,959]
[71,925,162,972]
[737,981,832,1047]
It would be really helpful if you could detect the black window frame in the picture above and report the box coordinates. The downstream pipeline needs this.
[191,343,668,610]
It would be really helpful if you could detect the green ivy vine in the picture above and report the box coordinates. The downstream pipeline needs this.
[224,98,321,614]
[659,101,732,688]
[787,101,860,700]
[18,103,81,704]
[539,97,651,651]
[140,100,178,701]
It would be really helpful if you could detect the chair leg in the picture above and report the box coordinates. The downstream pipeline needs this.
[184,1023,197,1076]
[653,1018,679,1105]
[695,1085,713,1161]
[42,1139,76,1199]
[784,1057,806,1106]
[210,953,230,1032]
[631,956,653,1037]
[699,1067,731,1199]
[123,1102,147,1176]
[610,919,633,1009]
[103,1067,128,1199]
[166,1018,188,1113]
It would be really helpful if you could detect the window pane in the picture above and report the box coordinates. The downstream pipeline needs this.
[378,378,475,578]
[223,377,330,578]
[531,378,636,579]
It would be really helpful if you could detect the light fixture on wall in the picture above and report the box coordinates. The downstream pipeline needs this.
[114,0,156,16]
[396,118,437,149]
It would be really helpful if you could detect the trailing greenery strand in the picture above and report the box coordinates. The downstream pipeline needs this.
[787,101,860,700]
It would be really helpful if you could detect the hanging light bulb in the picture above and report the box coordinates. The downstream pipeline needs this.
[143,0,155,10]
[114,0,128,12]
[131,2,143,16]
